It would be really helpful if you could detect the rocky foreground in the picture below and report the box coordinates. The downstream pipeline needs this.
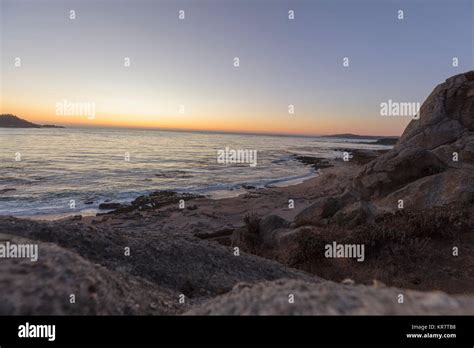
[0,72,473,315]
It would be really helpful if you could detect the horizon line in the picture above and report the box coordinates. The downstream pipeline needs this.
[40,122,403,139]
[0,114,402,138]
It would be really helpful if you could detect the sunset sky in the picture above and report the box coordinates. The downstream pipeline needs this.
[1,0,472,136]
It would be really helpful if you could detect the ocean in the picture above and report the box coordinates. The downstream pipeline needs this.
[0,127,390,218]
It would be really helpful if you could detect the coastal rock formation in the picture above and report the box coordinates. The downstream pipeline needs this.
[187,279,474,315]
[231,214,295,250]
[296,71,474,226]
[1,72,473,316]
[0,216,316,314]
[0,233,180,315]
[98,191,200,214]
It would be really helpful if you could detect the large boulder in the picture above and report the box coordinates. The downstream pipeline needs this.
[186,279,474,315]
[0,216,317,302]
[0,233,180,315]
[296,71,474,226]
[232,214,292,249]
[258,215,290,246]
[294,197,345,227]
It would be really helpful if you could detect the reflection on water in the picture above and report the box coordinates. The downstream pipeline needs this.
[0,127,389,216]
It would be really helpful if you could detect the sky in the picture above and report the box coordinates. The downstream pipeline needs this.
[0,0,473,136]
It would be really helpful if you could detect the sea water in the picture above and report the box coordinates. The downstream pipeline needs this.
[0,127,389,217]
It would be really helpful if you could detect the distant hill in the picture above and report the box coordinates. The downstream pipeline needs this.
[0,114,64,128]
[323,133,394,140]
[323,133,399,145]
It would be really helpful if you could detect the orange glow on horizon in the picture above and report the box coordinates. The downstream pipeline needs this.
[1,101,406,137]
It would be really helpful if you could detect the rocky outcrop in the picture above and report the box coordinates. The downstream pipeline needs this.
[98,202,124,210]
[2,72,473,316]
[0,216,317,314]
[98,191,200,214]
[231,214,294,250]
[0,233,180,315]
[257,215,290,246]
[0,114,63,128]
[186,279,474,315]
[296,71,474,227]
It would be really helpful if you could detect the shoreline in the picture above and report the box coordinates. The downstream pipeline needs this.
[2,147,473,300]
[1,72,473,315]
[6,148,385,222]
[14,170,320,222]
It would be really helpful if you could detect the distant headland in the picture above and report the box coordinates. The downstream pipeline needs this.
[323,133,399,145]
[0,114,64,128]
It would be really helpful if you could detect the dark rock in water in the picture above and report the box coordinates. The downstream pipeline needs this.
[296,71,474,227]
[372,138,398,145]
[155,170,193,179]
[98,202,123,210]
[186,279,474,315]
[242,184,256,190]
[131,191,177,207]
[84,201,94,205]
[98,192,200,214]
[294,155,333,169]
[357,138,399,146]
